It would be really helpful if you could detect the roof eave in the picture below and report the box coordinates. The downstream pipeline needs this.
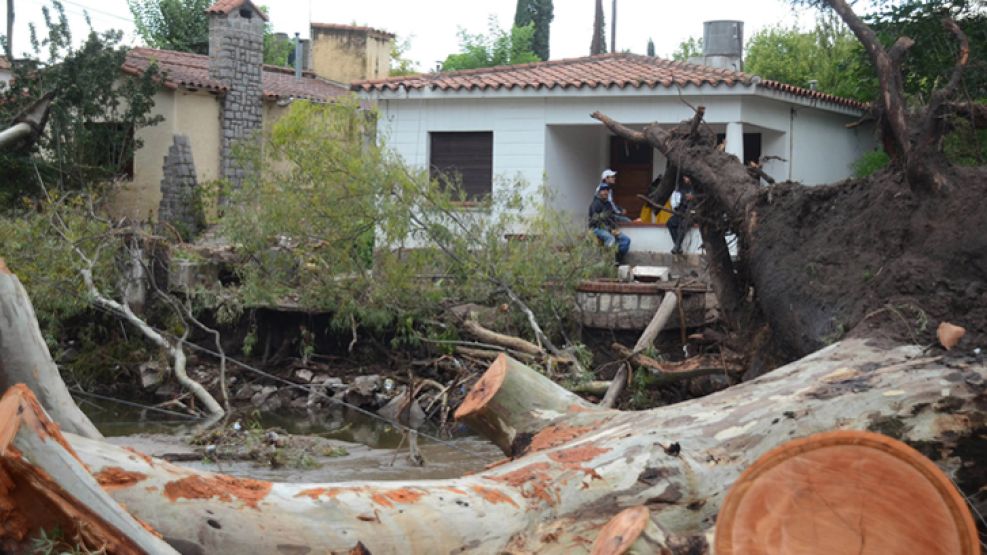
[751,85,868,117]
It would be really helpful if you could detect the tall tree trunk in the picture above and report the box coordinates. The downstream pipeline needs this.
[5,0,12,61]
[610,0,616,53]
[590,0,606,55]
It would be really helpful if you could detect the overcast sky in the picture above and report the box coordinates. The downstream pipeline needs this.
[2,0,827,70]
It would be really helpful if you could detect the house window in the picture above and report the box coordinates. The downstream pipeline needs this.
[429,131,493,200]
[82,122,135,179]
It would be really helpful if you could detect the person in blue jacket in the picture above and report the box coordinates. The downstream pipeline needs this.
[588,183,630,264]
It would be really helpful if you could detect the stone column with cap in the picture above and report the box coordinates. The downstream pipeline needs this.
[207,0,266,191]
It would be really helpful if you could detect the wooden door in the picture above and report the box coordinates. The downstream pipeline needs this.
[609,136,653,220]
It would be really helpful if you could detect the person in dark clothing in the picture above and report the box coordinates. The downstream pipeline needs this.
[667,175,695,255]
[589,184,631,264]
[595,169,632,223]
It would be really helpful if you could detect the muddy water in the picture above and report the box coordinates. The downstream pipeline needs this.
[84,403,504,482]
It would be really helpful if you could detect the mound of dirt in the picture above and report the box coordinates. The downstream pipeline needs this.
[749,165,987,354]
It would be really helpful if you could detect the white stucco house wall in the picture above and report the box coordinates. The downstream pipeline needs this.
[354,53,875,254]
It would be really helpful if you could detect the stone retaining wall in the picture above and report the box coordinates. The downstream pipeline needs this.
[577,280,714,330]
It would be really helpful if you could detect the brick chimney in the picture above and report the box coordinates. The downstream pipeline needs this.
[206,0,267,189]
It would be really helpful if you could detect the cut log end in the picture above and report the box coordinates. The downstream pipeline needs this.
[453,354,507,420]
[590,506,651,555]
[715,430,980,555]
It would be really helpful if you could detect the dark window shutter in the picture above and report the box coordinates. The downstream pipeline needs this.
[429,132,493,200]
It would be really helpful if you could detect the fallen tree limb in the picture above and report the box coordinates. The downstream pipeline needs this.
[612,343,742,383]
[83,264,224,417]
[634,292,679,354]
[462,319,543,357]
[0,259,102,439]
[601,292,679,408]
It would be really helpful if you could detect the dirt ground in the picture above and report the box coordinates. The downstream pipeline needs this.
[749,165,987,354]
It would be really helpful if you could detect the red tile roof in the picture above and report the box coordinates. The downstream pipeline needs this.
[353,53,865,110]
[311,22,395,39]
[122,47,349,103]
[205,0,269,20]
[0,56,10,70]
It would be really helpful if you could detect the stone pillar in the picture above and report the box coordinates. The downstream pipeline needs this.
[158,135,203,240]
[208,3,265,190]
[725,121,744,162]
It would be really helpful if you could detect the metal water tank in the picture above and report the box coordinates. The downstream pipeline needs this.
[703,21,744,57]
[702,21,744,71]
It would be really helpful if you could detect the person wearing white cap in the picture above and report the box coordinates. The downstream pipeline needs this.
[588,183,631,264]
[594,169,631,223]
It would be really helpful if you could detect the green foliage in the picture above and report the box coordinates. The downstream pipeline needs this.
[943,118,987,165]
[30,527,89,555]
[745,15,871,101]
[389,36,419,76]
[853,149,892,177]
[0,196,122,335]
[865,0,987,100]
[646,38,655,57]
[263,30,294,68]
[590,0,607,55]
[128,0,298,66]
[128,0,210,53]
[514,0,554,60]
[220,99,609,346]
[671,36,702,62]
[441,17,541,71]
[0,191,138,387]
[0,1,162,203]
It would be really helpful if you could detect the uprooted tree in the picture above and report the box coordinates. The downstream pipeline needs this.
[607,0,987,376]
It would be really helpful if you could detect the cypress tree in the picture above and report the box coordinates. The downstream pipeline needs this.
[514,0,553,61]
[647,37,655,57]
[590,0,607,55]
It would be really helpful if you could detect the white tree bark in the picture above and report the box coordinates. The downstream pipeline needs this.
[80,266,225,417]
[33,338,982,554]
[0,260,102,439]
[601,291,679,408]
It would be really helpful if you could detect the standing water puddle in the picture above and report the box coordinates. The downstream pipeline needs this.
[82,401,503,482]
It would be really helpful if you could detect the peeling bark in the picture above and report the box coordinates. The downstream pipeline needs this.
[0,385,176,554]
[4,338,974,554]
[0,260,102,439]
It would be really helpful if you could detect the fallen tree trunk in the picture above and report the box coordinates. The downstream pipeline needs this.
[0,260,102,439]
[18,338,979,554]
[0,385,177,553]
[601,291,679,408]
